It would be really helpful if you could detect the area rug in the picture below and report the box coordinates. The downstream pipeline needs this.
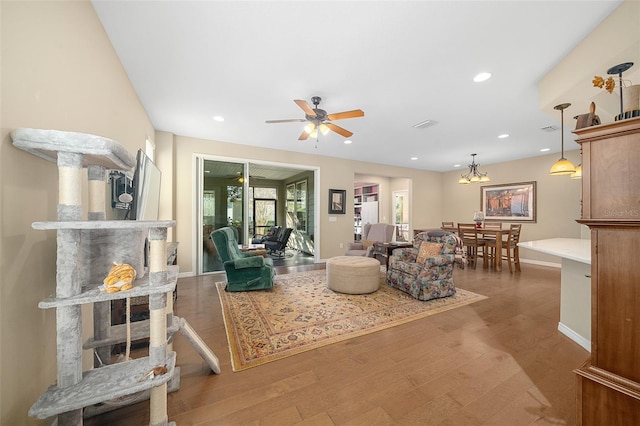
[216,269,487,371]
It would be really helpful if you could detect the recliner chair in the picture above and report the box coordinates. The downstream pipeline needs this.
[211,227,275,291]
[251,226,281,245]
[265,227,293,258]
[345,223,395,256]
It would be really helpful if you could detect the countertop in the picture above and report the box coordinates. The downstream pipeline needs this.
[518,238,591,264]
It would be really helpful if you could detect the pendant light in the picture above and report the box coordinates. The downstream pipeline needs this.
[570,164,582,179]
[549,103,576,175]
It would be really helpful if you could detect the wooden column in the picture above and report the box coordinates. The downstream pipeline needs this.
[573,117,640,424]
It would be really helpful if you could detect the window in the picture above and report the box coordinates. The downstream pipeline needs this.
[286,180,307,233]
[249,187,277,236]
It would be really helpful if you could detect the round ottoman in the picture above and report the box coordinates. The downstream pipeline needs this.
[326,256,380,294]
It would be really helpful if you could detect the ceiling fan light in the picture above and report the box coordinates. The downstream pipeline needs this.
[304,123,315,134]
[309,129,318,138]
[549,158,576,175]
[319,123,330,135]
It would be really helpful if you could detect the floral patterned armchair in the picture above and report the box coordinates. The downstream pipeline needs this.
[386,231,463,301]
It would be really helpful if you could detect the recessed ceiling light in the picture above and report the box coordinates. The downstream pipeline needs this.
[212,115,224,122]
[473,72,492,82]
[540,148,550,152]
[454,164,461,168]
[344,139,352,144]
[498,134,509,139]
[410,157,418,161]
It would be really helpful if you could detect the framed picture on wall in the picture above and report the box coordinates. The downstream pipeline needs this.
[481,181,537,222]
[329,189,346,214]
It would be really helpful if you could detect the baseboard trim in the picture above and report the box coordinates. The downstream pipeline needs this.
[558,321,591,352]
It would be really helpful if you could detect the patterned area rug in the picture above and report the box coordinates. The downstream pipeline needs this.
[216,268,487,371]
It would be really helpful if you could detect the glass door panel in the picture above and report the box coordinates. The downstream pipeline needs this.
[202,159,245,273]
[393,190,410,242]
[253,198,277,237]
[296,180,307,233]
[286,180,307,232]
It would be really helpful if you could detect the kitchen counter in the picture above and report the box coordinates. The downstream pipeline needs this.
[518,238,591,352]
[518,238,590,264]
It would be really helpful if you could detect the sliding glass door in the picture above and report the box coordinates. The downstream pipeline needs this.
[197,155,318,274]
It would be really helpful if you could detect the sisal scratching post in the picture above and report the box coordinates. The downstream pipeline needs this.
[148,229,169,426]
[87,165,106,220]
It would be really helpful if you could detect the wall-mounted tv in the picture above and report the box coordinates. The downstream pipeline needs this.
[129,149,161,221]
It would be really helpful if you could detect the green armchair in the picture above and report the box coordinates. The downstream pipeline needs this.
[211,227,275,291]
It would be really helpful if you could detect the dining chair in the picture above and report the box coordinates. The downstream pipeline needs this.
[501,224,522,273]
[442,221,454,228]
[457,223,485,269]
[483,222,502,268]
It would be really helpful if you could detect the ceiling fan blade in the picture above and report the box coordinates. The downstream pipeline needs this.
[327,109,364,121]
[325,123,353,138]
[294,99,316,116]
[265,118,307,124]
[298,130,310,140]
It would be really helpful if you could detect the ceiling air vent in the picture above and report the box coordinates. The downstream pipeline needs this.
[541,125,558,132]
[412,119,438,129]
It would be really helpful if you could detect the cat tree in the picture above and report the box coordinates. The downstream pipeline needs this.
[12,128,219,425]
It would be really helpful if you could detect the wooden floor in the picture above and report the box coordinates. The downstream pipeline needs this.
[86,262,589,425]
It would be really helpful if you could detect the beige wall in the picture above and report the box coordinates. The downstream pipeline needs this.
[442,150,583,265]
[540,0,640,119]
[1,2,153,424]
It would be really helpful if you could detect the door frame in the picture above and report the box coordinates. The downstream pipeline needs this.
[194,154,320,275]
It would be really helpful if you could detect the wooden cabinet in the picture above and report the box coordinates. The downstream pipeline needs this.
[574,117,640,424]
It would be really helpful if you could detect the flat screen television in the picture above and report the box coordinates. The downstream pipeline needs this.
[129,149,161,221]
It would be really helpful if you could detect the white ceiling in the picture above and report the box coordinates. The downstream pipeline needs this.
[92,0,624,173]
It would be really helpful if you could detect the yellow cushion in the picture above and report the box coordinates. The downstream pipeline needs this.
[361,239,376,250]
[416,242,444,264]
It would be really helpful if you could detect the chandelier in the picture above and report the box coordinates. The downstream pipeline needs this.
[458,153,490,184]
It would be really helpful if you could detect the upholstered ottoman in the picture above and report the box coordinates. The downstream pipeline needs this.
[326,256,380,294]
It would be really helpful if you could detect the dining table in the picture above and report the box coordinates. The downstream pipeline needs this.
[441,225,509,272]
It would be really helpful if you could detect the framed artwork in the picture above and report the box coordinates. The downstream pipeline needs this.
[481,181,536,222]
[328,189,346,214]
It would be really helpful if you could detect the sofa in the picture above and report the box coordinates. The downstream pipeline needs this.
[386,231,461,301]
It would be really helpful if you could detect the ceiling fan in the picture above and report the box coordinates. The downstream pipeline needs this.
[266,96,364,140]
